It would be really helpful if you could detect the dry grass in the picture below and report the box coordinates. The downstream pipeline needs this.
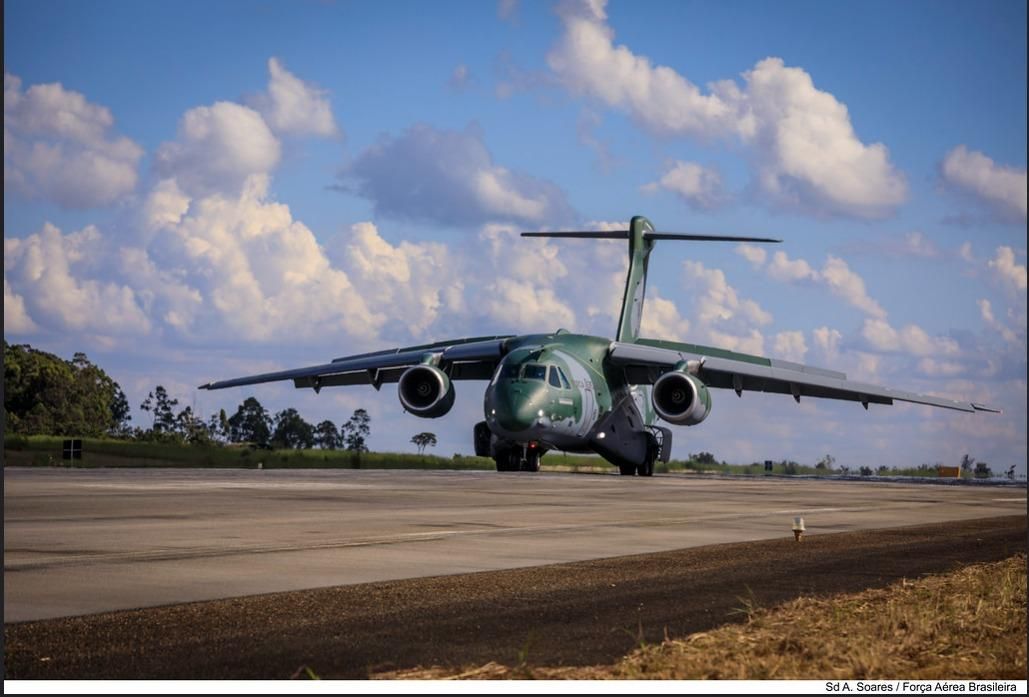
[376,554,1027,680]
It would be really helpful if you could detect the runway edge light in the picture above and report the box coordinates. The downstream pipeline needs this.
[792,516,806,542]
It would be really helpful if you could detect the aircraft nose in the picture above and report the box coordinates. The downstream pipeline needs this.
[492,382,544,433]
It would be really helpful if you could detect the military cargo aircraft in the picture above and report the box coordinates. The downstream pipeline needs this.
[200,216,998,475]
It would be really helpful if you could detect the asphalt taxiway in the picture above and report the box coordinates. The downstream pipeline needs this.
[4,467,1025,623]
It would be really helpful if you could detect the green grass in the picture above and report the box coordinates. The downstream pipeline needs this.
[2,435,494,471]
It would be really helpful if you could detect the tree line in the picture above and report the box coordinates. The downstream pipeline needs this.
[4,342,370,451]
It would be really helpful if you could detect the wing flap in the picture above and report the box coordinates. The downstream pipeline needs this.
[609,340,992,413]
[200,337,511,391]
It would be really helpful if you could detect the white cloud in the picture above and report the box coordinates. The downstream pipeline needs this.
[483,278,576,332]
[767,250,818,283]
[988,246,1027,293]
[3,278,37,333]
[642,161,726,210]
[334,222,464,337]
[684,260,772,328]
[344,124,573,226]
[820,256,886,319]
[916,358,964,377]
[639,289,690,341]
[3,222,150,335]
[812,326,843,361]
[546,2,907,218]
[251,58,338,138]
[941,145,1027,221]
[860,318,959,357]
[736,244,767,267]
[4,72,143,208]
[773,330,808,363]
[977,299,1019,346]
[155,101,281,197]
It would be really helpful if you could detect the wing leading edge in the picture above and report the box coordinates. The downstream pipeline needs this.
[609,339,1000,414]
[198,336,512,392]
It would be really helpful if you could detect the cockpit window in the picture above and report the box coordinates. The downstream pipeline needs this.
[556,367,571,389]
[500,364,521,380]
[523,364,547,381]
[548,366,562,388]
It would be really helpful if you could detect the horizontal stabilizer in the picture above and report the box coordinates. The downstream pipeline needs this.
[521,231,781,243]
[645,233,781,243]
[521,231,628,239]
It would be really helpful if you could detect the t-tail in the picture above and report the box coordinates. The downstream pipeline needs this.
[522,216,781,343]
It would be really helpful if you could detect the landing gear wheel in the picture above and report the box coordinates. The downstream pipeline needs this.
[495,447,521,472]
[522,450,541,472]
[636,433,658,477]
[636,460,654,477]
[619,464,636,476]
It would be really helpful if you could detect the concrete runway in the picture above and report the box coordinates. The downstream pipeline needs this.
[4,467,1026,622]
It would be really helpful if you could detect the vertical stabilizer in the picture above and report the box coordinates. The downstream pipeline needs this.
[616,216,655,343]
[521,219,780,344]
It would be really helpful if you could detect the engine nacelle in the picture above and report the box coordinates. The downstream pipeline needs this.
[398,365,455,418]
[652,371,712,426]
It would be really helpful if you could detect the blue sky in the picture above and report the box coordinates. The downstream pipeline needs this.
[4,0,1026,474]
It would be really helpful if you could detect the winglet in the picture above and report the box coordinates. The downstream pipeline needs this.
[971,402,1002,414]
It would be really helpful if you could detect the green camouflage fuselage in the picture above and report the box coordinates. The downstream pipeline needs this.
[483,331,654,453]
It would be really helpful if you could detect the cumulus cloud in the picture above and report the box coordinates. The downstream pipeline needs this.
[4,72,143,208]
[343,124,573,226]
[988,246,1027,293]
[773,330,808,363]
[251,58,339,138]
[812,326,843,361]
[639,290,690,341]
[767,250,819,283]
[736,244,767,267]
[332,222,465,336]
[155,101,281,197]
[977,298,1019,346]
[820,256,886,319]
[941,145,1027,221]
[860,318,959,357]
[680,260,771,353]
[3,278,37,333]
[546,1,907,218]
[642,161,726,210]
[3,222,150,335]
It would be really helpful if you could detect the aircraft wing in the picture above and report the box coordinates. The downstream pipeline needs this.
[198,336,512,392]
[609,338,999,413]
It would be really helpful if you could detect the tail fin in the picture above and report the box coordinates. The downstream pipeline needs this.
[522,216,780,343]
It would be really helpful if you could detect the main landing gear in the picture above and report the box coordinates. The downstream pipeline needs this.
[617,430,662,477]
[494,443,542,472]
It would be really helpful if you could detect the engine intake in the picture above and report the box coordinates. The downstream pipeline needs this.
[398,365,455,418]
[652,371,711,426]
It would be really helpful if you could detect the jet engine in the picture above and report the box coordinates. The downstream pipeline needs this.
[652,370,711,426]
[398,365,455,418]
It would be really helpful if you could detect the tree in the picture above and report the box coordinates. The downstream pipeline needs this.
[314,420,341,450]
[271,408,315,449]
[140,386,179,435]
[341,408,371,452]
[816,454,835,470]
[973,462,993,479]
[411,432,438,455]
[960,454,975,476]
[207,409,230,443]
[227,397,272,446]
[4,342,128,437]
[689,451,717,465]
[176,406,211,445]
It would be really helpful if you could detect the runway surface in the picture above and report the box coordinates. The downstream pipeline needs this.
[4,467,1025,623]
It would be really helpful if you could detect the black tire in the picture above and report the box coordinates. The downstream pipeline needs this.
[636,460,654,477]
[522,450,541,472]
[495,448,519,472]
[619,464,636,476]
